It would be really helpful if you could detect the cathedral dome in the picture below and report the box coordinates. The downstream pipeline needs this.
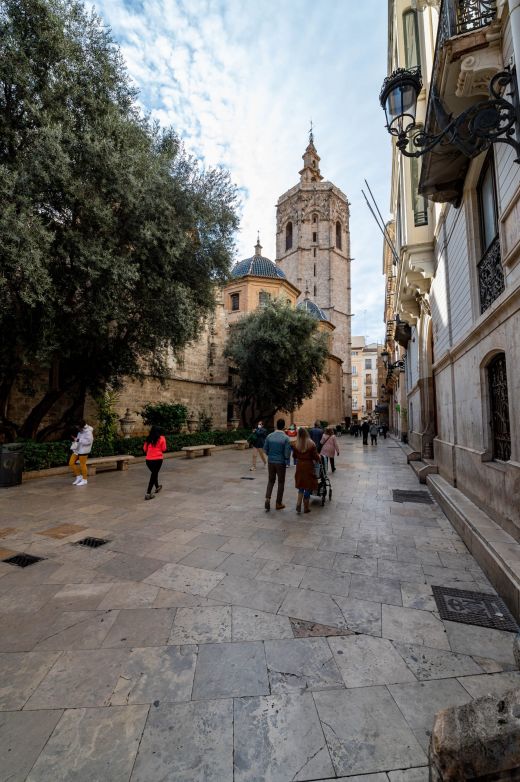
[230,236,286,280]
[297,298,329,321]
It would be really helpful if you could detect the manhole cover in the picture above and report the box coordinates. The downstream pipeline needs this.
[4,553,45,568]
[432,585,519,632]
[75,537,109,548]
[290,618,353,638]
[393,489,433,504]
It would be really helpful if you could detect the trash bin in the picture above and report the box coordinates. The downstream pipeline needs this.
[0,443,24,487]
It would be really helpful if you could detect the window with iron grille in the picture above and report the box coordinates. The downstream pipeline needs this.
[230,292,240,311]
[488,353,511,462]
[477,154,504,313]
[259,291,271,306]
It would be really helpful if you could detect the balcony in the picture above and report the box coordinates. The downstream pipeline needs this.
[419,0,500,205]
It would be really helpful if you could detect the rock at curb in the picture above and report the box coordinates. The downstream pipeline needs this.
[514,633,520,670]
[429,687,520,780]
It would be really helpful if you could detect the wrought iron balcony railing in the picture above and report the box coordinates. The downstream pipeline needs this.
[477,235,505,313]
[438,0,497,52]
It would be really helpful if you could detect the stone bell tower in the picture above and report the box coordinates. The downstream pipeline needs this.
[275,131,352,420]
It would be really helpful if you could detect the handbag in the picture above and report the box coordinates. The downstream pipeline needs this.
[318,436,330,454]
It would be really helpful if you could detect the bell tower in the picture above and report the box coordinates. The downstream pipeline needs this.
[275,132,352,420]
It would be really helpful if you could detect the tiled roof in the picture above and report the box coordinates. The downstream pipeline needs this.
[297,298,329,321]
[230,256,287,280]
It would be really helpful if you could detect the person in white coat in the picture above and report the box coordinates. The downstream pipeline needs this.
[69,420,94,486]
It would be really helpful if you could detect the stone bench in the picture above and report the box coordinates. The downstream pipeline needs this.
[87,455,135,476]
[234,440,249,450]
[181,445,216,459]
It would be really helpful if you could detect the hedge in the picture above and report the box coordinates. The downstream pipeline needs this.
[20,429,251,472]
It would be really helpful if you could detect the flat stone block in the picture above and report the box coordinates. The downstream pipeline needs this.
[278,587,348,628]
[377,559,425,583]
[393,641,484,680]
[219,552,266,578]
[48,582,113,610]
[333,553,378,577]
[401,582,437,612]
[382,604,450,650]
[349,574,402,606]
[102,607,175,648]
[457,671,520,699]
[291,548,336,569]
[207,574,288,612]
[299,566,351,597]
[256,560,306,587]
[387,770,429,782]
[97,581,159,609]
[265,637,344,693]
[169,605,231,644]
[144,562,225,596]
[178,547,230,570]
[329,595,382,635]
[26,705,148,782]
[95,553,165,582]
[234,691,335,781]
[231,606,293,641]
[314,686,427,774]
[0,710,63,782]
[192,640,269,699]
[0,651,61,709]
[329,635,416,687]
[445,621,517,667]
[35,609,118,651]
[0,584,60,613]
[110,645,196,705]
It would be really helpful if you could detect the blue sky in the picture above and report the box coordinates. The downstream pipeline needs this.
[92,0,391,342]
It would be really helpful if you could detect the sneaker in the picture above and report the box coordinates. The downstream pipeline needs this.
[76,478,88,486]
[144,493,155,500]
[72,476,82,485]
[250,467,256,471]
[155,485,163,494]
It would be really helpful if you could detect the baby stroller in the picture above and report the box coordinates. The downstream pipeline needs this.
[312,457,332,506]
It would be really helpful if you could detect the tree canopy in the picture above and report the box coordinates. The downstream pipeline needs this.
[0,0,239,440]
[224,299,329,426]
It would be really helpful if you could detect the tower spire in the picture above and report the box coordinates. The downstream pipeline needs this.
[254,231,262,256]
[300,125,323,184]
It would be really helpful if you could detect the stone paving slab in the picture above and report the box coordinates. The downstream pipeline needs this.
[1,438,518,780]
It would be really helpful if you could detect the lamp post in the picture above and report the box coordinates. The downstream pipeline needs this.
[379,66,520,162]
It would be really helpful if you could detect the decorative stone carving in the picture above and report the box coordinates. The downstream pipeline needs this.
[456,48,503,98]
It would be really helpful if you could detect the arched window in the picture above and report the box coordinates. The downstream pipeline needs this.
[313,284,317,297]
[336,221,342,249]
[488,353,511,461]
[285,222,293,251]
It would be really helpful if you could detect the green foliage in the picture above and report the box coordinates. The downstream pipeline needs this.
[198,410,212,432]
[21,429,250,470]
[95,391,120,447]
[319,420,329,429]
[224,300,329,426]
[141,403,187,433]
[0,0,239,440]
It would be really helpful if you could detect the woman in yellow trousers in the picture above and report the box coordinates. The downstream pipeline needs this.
[69,420,94,486]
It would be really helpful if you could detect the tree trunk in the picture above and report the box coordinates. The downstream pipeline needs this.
[35,385,86,441]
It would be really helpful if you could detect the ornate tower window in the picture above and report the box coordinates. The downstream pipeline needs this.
[258,291,271,306]
[477,155,504,313]
[285,221,293,251]
[336,221,342,249]
[230,292,240,312]
[488,353,511,461]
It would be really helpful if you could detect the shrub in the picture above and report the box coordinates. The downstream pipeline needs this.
[141,403,187,433]
[94,390,120,447]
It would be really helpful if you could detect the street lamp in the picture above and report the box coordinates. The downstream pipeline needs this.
[379,66,520,162]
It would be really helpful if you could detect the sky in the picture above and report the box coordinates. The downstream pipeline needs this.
[92,0,391,343]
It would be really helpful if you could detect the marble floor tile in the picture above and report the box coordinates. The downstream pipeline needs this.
[25,648,130,709]
[382,604,450,650]
[188,532,231,549]
[256,560,306,587]
[0,584,60,613]
[101,607,175,648]
[97,581,159,609]
[192,640,269,699]
[130,699,233,782]
[219,552,267,578]
[299,566,351,597]
[219,537,264,556]
[0,651,61,709]
[234,691,335,782]
[169,605,231,644]
[95,553,165,582]
[401,582,436,612]
[349,574,402,606]
[34,610,119,651]
[444,621,517,666]
[377,559,425,583]
[388,769,429,782]
[457,670,520,698]
[0,710,63,782]
[330,595,382,635]
[265,637,344,693]
[177,547,230,570]
[207,574,288,612]
[47,582,113,610]
[254,542,298,563]
[318,537,359,555]
[290,548,336,570]
[231,606,294,641]
[314,686,427,774]
[333,553,378,577]
[422,565,477,585]
[396,546,441,566]
[26,705,148,782]
[109,645,197,705]
[393,641,484,680]
[152,588,224,608]
[329,635,416,687]
[144,562,226,596]
[388,679,471,750]
[278,587,348,628]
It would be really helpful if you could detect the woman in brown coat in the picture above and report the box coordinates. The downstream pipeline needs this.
[292,427,321,514]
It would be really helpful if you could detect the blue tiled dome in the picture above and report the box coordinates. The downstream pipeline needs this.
[297,298,329,321]
[231,255,286,280]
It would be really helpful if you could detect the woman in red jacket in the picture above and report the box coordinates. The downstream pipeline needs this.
[143,426,167,500]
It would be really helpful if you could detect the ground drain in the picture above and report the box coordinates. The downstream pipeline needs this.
[241,477,255,480]
[392,489,433,504]
[432,585,519,633]
[4,553,45,568]
[290,618,353,638]
[75,537,109,548]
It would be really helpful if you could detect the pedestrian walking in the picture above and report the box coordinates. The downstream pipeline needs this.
[360,419,370,445]
[249,420,267,471]
[292,427,320,514]
[285,423,298,466]
[264,418,291,511]
[143,426,167,500]
[309,420,324,450]
[69,420,94,486]
[370,422,378,445]
[320,426,340,472]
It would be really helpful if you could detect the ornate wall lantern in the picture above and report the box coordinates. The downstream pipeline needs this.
[379,66,520,162]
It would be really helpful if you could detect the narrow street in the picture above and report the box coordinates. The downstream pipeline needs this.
[0,436,518,781]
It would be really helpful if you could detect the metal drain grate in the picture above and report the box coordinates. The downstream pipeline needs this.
[75,537,109,548]
[392,489,433,504]
[4,553,45,568]
[290,618,353,638]
[432,585,519,632]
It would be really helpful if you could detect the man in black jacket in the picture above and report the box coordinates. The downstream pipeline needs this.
[360,419,370,446]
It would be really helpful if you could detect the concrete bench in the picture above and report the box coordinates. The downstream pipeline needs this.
[181,445,216,459]
[234,440,249,450]
[87,455,135,476]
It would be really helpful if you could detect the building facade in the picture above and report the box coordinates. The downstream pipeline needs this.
[383,0,520,538]
[351,337,385,421]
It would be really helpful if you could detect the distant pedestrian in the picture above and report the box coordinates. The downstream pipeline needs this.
[309,420,324,450]
[285,423,298,466]
[292,427,320,514]
[370,422,378,445]
[264,418,291,511]
[320,427,340,473]
[382,424,388,439]
[70,420,94,486]
[143,426,167,500]
[360,419,370,445]
[250,420,267,471]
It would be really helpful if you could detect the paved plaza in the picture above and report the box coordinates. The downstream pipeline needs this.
[0,437,518,781]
